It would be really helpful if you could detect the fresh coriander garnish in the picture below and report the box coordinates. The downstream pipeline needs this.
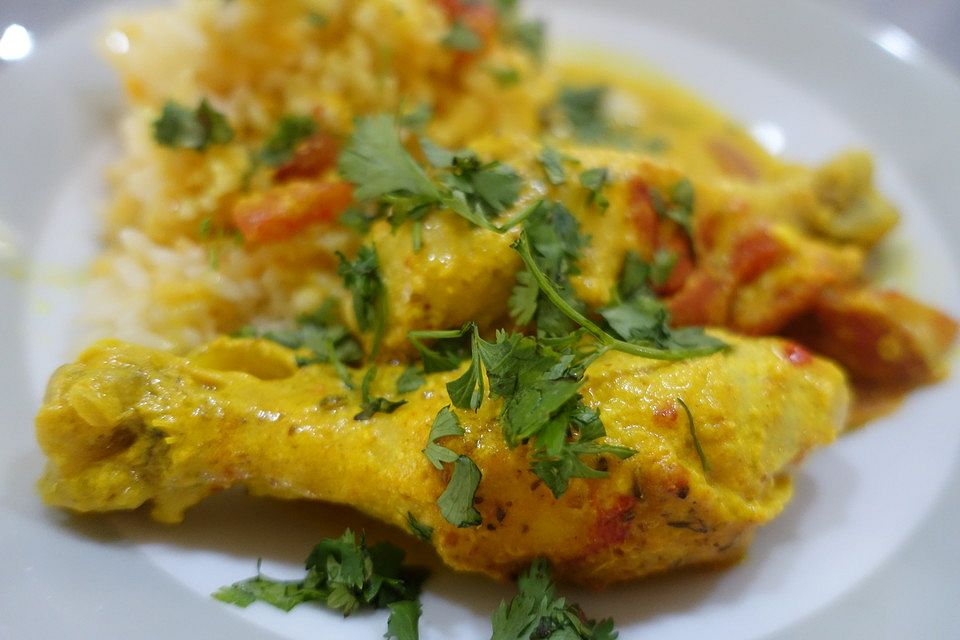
[213,529,426,617]
[153,98,234,150]
[651,177,696,237]
[235,298,363,387]
[337,245,387,357]
[258,114,317,166]
[423,406,465,469]
[650,248,678,287]
[355,367,406,421]
[487,66,520,86]
[537,146,568,185]
[513,232,726,360]
[677,397,709,473]
[493,1,546,63]
[406,512,433,542]
[508,201,587,337]
[385,600,422,640]
[338,114,441,204]
[556,85,609,142]
[407,323,474,373]
[443,20,483,52]
[437,455,483,527]
[491,558,618,640]
[579,167,610,210]
[338,114,533,237]
[396,366,426,394]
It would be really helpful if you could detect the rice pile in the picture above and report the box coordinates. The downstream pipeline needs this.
[86,0,551,351]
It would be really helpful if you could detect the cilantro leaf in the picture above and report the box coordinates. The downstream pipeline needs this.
[513,232,727,361]
[259,114,317,166]
[446,324,486,410]
[491,559,619,640]
[423,406,465,469]
[537,146,568,185]
[338,115,441,203]
[355,367,407,421]
[556,86,609,142]
[337,245,387,357]
[651,178,696,237]
[579,167,610,209]
[508,202,588,338]
[406,512,433,542]
[396,367,426,394]
[214,530,426,619]
[407,324,473,373]
[439,152,524,219]
[650,248,677,287]
[237,298,363,387]
[443,20,483,52]
[153,98,234,150]
[437,455,483,527]
[385,600,422,640]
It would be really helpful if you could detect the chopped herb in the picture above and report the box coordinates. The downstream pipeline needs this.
[153,98,234,150]
[337,245,387,357]
[508,202,587,337]
[513,232,726,361]
[423,406,465,469]
[439,152,524,219]
[339,207,377,235]
[385,600,422,640]
[650,249,677,287]
[338,114,441,204]
[490,558,618,640]
[237,298,363,387]
[493,1,546,63]
[396,366,426,394]
[443,21,483,52]
[652,177,696,237]
[338,115,527,235]
[511,20,545,62]
[487,66,520,86]
[537,146,568,185]
[406,512,433,542]
[407,324,473,373]
[579,167,610,209]
[259,114,317,166]
[355,367,407,421]
[677,397,709,473]
[556,86,609,142]
[213,529,426,618]
[445,324,486,411]
[437,455,483,527]
[307,11,328,27]
[399,103,433,132]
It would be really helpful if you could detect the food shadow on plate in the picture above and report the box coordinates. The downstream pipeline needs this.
[25,445,858,628]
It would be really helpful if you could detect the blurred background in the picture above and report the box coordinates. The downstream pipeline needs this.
[2,0,959,72]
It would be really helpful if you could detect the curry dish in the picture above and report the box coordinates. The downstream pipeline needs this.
[36,0,957,607]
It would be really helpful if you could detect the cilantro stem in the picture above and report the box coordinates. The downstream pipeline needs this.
[513,232,724,361]
[677,397,710,474]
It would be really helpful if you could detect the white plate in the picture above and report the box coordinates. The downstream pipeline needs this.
[2,1,959,638]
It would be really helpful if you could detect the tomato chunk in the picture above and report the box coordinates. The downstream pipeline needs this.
[232,180,354,243]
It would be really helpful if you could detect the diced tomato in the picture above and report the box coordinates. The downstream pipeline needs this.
[274,133,341,183]
[653,224,695,296]
[232,180,354,243]
[666,270,733,327]
[729,226,784,285]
